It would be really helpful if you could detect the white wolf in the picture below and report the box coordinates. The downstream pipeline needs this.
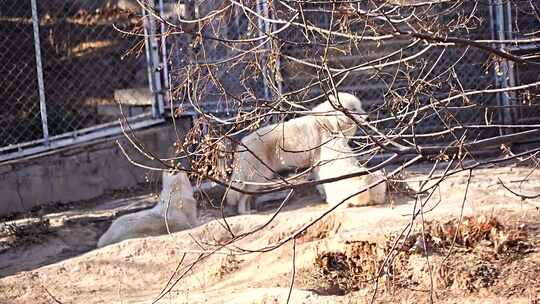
[97,171,199,247]
[313,138,387,208]
[226,92,368,214]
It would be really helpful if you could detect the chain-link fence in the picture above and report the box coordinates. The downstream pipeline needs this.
[165,0,536,145]
[1,1,42,147]
[0,0,162,160]
[2,0,538,160]
[276,1,505,144]
[164,0,270,116]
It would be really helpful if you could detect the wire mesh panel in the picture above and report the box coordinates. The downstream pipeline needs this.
[36,1,151,135]
[162,0,539,153]
[506,0,540,39]
[0,1,43,147]
[0,0,157,157]
[166,0,273,117]
[277,1,501,144]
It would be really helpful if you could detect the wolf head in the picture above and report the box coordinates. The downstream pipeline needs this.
[328,92,366,120]
[312,92,367,137]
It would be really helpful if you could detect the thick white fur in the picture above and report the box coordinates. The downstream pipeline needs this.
[97,171,199,247]
[226,92,367,214]
[314,138,387,208]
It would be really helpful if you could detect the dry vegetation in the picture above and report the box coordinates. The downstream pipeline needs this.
[311,214,538,296]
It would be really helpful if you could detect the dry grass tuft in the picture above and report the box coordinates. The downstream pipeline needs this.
[309,215,538,296]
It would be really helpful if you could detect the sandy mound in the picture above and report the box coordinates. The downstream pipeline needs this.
[1,166,539,303]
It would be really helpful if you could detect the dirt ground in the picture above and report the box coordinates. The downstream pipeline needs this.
[1,165,539,304]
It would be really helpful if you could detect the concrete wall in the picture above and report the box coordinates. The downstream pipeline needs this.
[0,118,192,216]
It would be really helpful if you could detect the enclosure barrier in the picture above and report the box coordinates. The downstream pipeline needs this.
[0,0,166,162]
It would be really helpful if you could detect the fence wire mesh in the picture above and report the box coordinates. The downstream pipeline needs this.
[0,0,154,153]
[2,0,538,158]
[276,1,504,144]
[166,0,270,116]
[165,0,536,146]
[0,1,42,147]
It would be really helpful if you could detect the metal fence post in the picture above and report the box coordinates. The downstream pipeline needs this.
[158,0,171,111]
[142,0,164,118]
[504,0,516,90]
[256,0,285,124]
[256,0,271,102]
[30,0,49,144]
[491,0,515,133]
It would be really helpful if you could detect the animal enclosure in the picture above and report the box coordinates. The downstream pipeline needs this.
[1,1,540,303]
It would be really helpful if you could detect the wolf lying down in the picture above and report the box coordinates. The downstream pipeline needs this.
[97,171,199,247]
[97,92,386,247]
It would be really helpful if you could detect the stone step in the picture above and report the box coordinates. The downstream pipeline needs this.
[97,88,153,117]
[113,88,153,106]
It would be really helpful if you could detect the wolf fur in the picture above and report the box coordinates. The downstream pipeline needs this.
[226,92,367,214]
[97,171,199,247]
[313,138,387,208]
